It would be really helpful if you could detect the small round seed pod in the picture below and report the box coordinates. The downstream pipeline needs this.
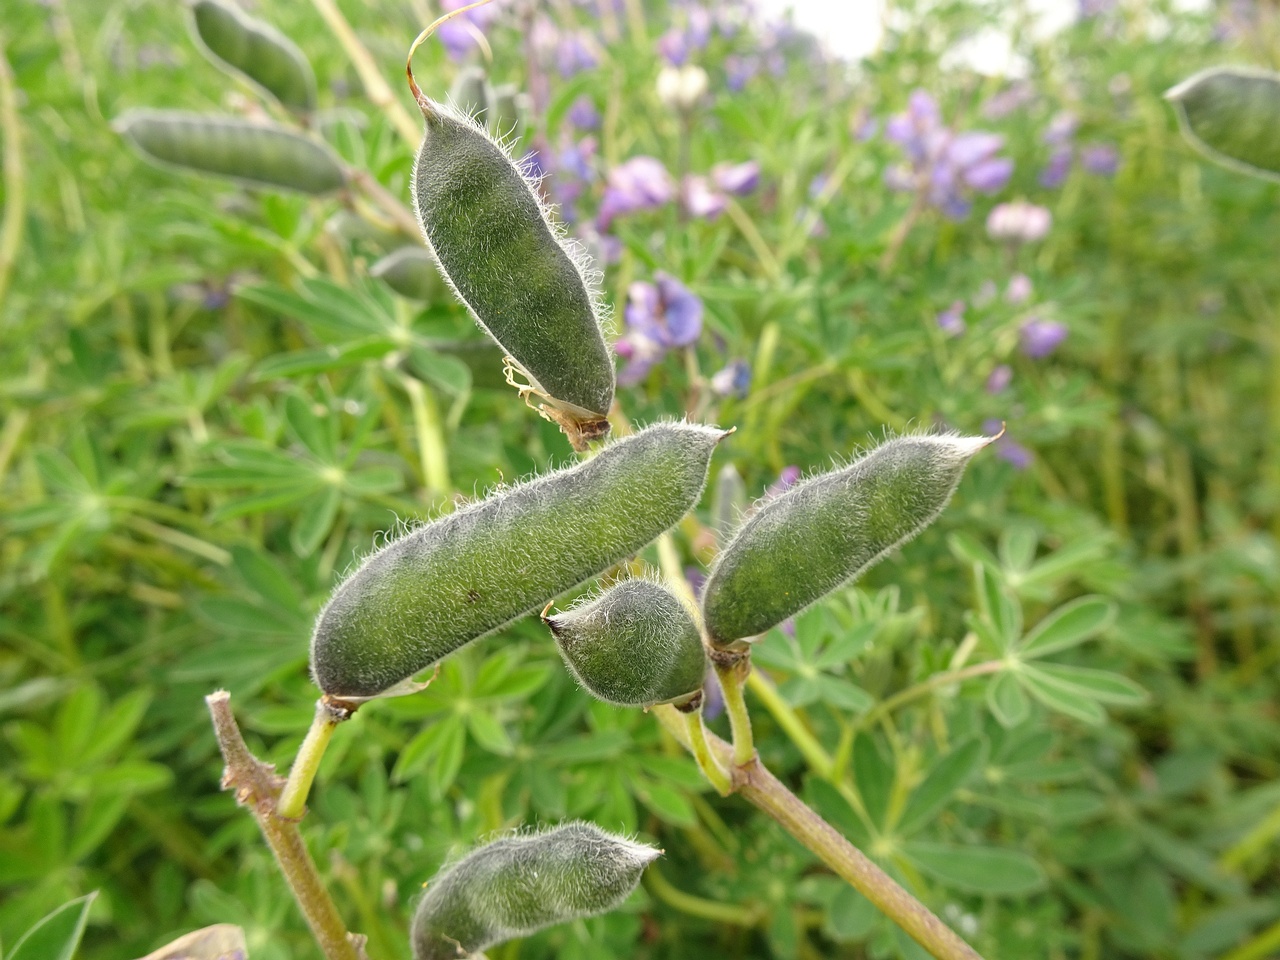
[702,433,992,647]
[370,246,443,302]
[190,0,317,113]
[448,65,494,122]
[412,822,660,960]
[545,576,707,708]
[311,422,726,698]
[1166,66,1280,181]
[407,15,614,449]
[115,110,346,194]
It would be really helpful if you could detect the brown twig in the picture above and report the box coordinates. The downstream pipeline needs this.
[206,691,364,960]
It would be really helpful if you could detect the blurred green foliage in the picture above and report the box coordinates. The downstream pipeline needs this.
[1,0,1278,958]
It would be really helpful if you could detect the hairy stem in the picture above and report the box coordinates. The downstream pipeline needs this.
[685,707,732,796]
[653,705,983,960]
[715,660,755,767]
[206,692,362,960]
[278,698,351,821]
[310,0,420,145]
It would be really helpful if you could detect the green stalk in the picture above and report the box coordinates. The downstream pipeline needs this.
[278,698,351,821]
[652,705,983,960]
[0,34,26,307]
[685,707,732,796]
[745,668,834,778]
[643,863,762,926]
[715,660,755,767]
[206,692,362,960]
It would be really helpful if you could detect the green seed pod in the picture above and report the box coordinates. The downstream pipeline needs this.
[409,70,614,449]
[489,83,530,142]
[370,246,443,302]
[702,433,991,647]
[412,822,659,960]
[1166,66,1280,182]
[311,422,724,697]
[449,65,494,122]
[190,0,317,113]
[711,463,747,545]
[545,575,707,707]
[115,110,346,194]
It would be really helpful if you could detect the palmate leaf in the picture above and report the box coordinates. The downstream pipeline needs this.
[898,738,984,836]
[902,842,1046,896]
[1017,596,1117,659]
[1167,66,1280,182]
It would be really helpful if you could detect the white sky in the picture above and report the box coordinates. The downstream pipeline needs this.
[751,0,1211,70]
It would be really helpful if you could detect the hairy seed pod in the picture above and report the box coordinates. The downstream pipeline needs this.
[545,576,707,707]
[1166,66,1280,181]
[311,422,724,697]
[115,111,346,194]
[190,0,317,113]
[409,71,614,449]
[412,822,659,960]
[449,65,493,121]
[370,246,443,301]
[702,434,991,647]
[489,83,530,141]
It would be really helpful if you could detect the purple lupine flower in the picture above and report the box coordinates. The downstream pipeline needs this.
[550,137,598,223]
[1040,148,1073,188]
[1044,112,1079,145]
[682,175,728,219]
[766,466,802,499]
[983,418,1032,469]
[982,80,1035,119]
[701,665,725,720]
[886,90,1012,219]
[557,32,598,77]
[597,156,675,229]
[438,0,502,60]
[724,54,758,91]
[937,300,966,336]
[712,160,760,196]
[1005,273,1033,304]
[986,364,1013,394]
[987,200,1052,243]
[1081,143,1119,176]
[658,27,690,65]
[568,95,600,130]
[1020,317,1068,358]
[684,565,707,599]
[710,360,751,398]
[616,273,704,385]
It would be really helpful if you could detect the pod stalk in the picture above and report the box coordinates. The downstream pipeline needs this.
[277,697,353,821]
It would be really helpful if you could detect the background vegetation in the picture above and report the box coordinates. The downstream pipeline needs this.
[1,0,1278,957]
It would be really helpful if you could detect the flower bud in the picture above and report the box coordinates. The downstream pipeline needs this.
[412,823,660,960]
[311,422,725,698]
[656,65,709,111]
[546,576,707,707]
[702,433,992,646]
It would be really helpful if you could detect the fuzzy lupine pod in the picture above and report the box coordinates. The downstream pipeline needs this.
[411,93,614,446]
[546,576,707,707]
[711,463,747,544]
[1167,66,1280,182]
[190,0,317,112]
[449,66,493,122]
[412,823,659,960]
[311,422,724,697]
[490,84,529,142]
[702,434,990,647]
[115,111,345,194]
[370,247,443,302]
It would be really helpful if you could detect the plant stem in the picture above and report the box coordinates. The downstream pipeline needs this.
[348,168,422,237]
[206,691,363,960]
[652,705,983,960]
[643,863,762,926]
[685,707,732,796]
[745,669,834,778]
[278,698,351,821]
[879,188,928,273]
[310,0,420,146]
[857,660,1005,731]
[715,660,755,767]
[0,33,26,308]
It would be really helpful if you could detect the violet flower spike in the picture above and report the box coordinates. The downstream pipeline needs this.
[1020,317,1068,358]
